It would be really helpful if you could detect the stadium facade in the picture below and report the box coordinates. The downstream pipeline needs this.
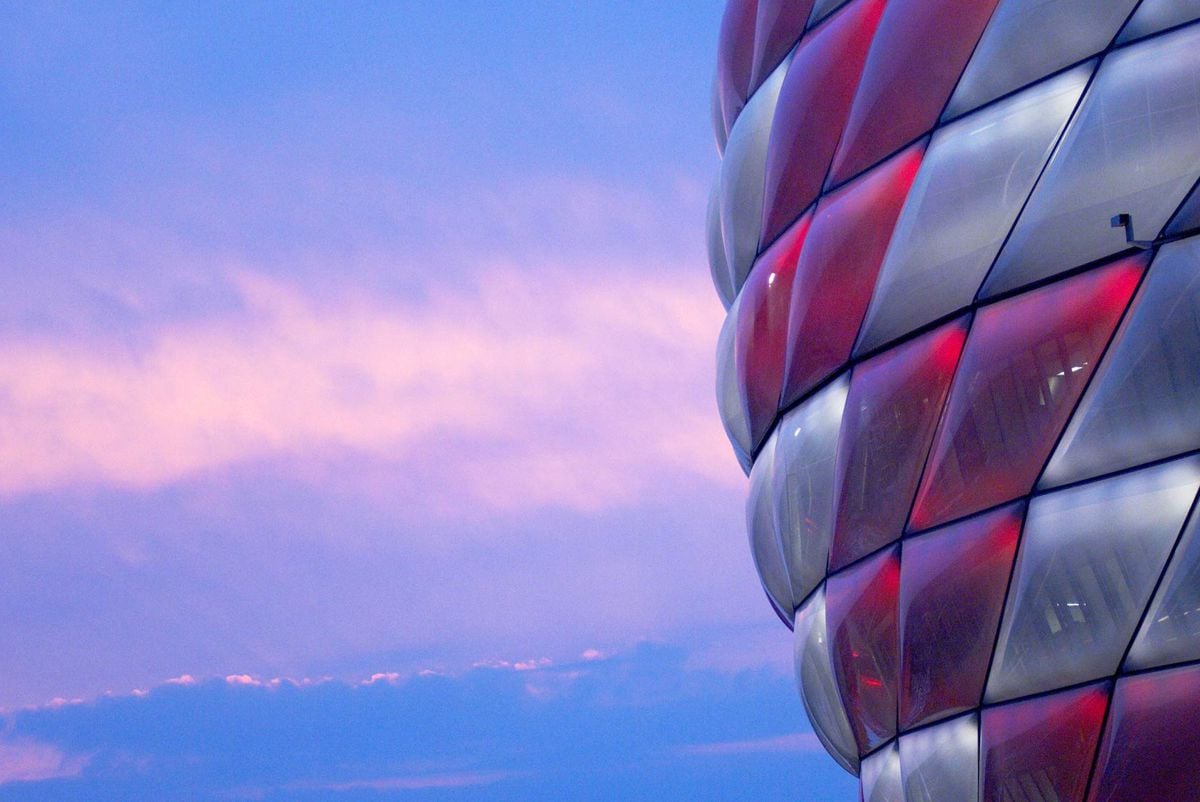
[708,1,1200,799]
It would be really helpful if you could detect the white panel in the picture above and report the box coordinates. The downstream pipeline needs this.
[772,377,848,603]
[707,180,736,309]
[982,25,1200,298]
[987,457,1200,703]
[720,57,790,294]
[854,65,1090,355]
[747,431,793,617]
[900,714,979,802]
[1043,236,1200,487]
[860,744,902,802]
[716,296,753,474]
[1116,0,1200,44]
[794,586,860,775]
[1126,505,1200,671]
[945,0,1136,119]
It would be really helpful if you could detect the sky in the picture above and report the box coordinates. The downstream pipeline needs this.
[0,2,855,799]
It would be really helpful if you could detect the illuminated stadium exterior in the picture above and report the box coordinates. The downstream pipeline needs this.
[707,1,1200,799]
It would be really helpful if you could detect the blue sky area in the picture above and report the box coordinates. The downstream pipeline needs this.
[0,2,855,799]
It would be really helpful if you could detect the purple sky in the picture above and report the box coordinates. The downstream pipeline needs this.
[0,2,854,798]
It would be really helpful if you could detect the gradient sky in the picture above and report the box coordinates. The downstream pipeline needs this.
[0,2,855,798]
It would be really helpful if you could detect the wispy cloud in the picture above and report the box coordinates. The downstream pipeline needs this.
[0,740,87,785]
[0,262,737,514]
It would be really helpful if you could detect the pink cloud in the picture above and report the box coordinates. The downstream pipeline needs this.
[0,261,741,515]
[0,739,88,785]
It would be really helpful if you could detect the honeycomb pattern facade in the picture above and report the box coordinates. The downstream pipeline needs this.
[708,2,1200,799]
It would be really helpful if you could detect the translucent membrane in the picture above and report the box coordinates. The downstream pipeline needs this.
[760,0,884,245]
[855,64,1091,355]
[830,319,966,570]
[720,56,789,294]
[794,586,860,773]
[746,431,793,618]
[986,456,1200,702]
[1088,664,1200,801]
[909,258,1141,532]
[899,504,1022,730]
[1115,0,1200,45]
[735,214,811,449]
[771,378,849,604]
[983,24,1200,298]
[899,713,979,802]
[979,682,1110,802]
[944,0,1134,119]
[826,545,900,754]
[781,144,922,405]
[827,0,998,186]
[1044,238,1200,487]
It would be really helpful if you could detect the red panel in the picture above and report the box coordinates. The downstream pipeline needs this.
[717,0,759,139]
[827,545,900,755]
[909,257,1144,532]
[781,143,923,405]
[827,0,999,186]
[829,318,967,570]
[981,682,1110,802]
[750,0,817,91]
[760,0,885,245]
[735,214,812,448]
[899,504,1021,730]
[1087,665,1200,802]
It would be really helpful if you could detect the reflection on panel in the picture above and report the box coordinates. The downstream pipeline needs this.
[781,145,922,406]
[827,546,900,755]
[1126,506,1200,671]
[736,215,810,449]
[983,24,1200,298]
[720,57,790,295]
[980,682,1109,802]
[985,456,1200,702]
[1088,665,1200,801]
[854,65,1090,356]
[794,587,860,774]
[1044,238,1200,488]
[909,259,1141,532]
[760,0,883,245]
[750,0,815,90]
[1115,0,1200,45]
[1165,180,1200,236]
[827,0,998,187]
[899,713,979,802]
[715,0,758,138]
[899,505,1021,730]
[860,744,902,802]
[706,181,735,309]
[747,433,793,620]
[808,0,854,28]
[772,378,848,604]
[830,320,966,570]
[944,0,1131,119]
[716,295,753,473]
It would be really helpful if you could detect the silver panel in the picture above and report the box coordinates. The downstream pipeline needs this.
[900,713,979,802]
[983,25,1200,298]
[747,431,793,616]
[1043,236,1200,487]
[855,65,1089,355]
[945,0,1136,120]
[772,377,848,603]
[794,586,860,774]
[986,457,1200,702]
